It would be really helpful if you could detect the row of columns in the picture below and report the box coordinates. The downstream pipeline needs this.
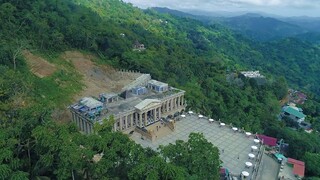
[114,113,135,131]
[162,95,185,114]
[72,95,185,133]
[114,106,162,131]
[137,107,161,128]
[113,95,185,131]
[72,112,93,134]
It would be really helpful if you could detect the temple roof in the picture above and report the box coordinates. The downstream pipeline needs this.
[135,99,161,111]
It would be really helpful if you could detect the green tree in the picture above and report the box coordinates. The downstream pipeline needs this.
[303,152,320,177]
[159,133,221,180]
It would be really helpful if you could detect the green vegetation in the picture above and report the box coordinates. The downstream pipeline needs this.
[0,0,320,178]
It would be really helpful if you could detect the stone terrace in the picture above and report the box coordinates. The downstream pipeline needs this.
[130,114,265,178]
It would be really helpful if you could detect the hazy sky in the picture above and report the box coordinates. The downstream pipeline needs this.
[123,0,320,17]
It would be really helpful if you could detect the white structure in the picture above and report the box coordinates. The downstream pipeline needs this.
[147,80,168,92]
[240,71,264,78]
[70,75,186,134]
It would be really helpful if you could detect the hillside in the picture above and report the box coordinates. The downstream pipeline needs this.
[151,8,320,96]
[1,0,320,178]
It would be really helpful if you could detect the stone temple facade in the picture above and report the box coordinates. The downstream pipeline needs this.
[69,74,186,134]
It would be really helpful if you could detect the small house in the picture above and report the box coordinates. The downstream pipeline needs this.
[147,80,168,93]
[79,97,103,111]
[133,40,146,51]
[281,106,306,123]
[131,86,148,95]
[257,134,277,147]
[287,158,305,178]
[99,93,119,103]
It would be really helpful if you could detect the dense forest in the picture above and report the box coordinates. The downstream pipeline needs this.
[0,0,320,179]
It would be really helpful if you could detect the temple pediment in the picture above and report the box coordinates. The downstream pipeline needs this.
[135,99,161,111]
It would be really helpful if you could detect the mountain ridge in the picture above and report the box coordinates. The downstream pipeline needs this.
[152,7,320,43]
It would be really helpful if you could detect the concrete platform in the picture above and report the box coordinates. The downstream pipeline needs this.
[130,114,266,178]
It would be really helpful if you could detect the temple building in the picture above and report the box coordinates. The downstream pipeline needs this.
[69,75,186,134]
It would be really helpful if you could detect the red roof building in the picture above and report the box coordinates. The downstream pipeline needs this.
[287,158,305,177]
[257,134,277,146]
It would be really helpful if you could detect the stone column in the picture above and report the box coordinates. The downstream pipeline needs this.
[84,120,87,133]
[88,123,91,134]
[80,118,84,131]
[84,121,88,134]
[134,113,137,126]
[86,122,89,134]
[75,115,79,127]
[139,113,142,127]
[76,115,80,127]
[114,122,117,131]
[153,109,156,122]
[130,114,133,127]
[144,112,148,126]
[181,96,184,106]
[124,116,128,129]
[77,117,80,130]
[171,98,174,110]
[178,96,181,107]
[71,112,75,124]
[166,100,169,112]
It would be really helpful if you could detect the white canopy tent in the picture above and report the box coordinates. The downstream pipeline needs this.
[241,171,250,177]
[251,145,258,151]
[245,162,253,167]
[248,153,255,159]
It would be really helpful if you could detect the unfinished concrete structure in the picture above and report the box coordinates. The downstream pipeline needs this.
[70,73,186,134]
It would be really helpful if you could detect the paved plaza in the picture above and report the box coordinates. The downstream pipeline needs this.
[258,154,279,180]
[130,114,266,178]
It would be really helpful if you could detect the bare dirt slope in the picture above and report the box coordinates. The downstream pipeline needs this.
[61,51,140,100]
[23,50,57,78]
[23,50,140,123]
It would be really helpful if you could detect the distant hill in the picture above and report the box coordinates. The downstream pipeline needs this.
[294,32,320,44]
[219,13,308,41]
[281,16,320,32]
[150,7,213,23]
[153,8,320,43]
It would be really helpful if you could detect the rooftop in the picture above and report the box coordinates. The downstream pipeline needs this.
[148,79,168,87]
[71,87,184,123]
[135,99,161,111]
[275,155,305,179]
[240,71,265,78]
[79,97,103,109]
[100,93,118,99]
[257,134,277,147]
[283,106,306,119]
